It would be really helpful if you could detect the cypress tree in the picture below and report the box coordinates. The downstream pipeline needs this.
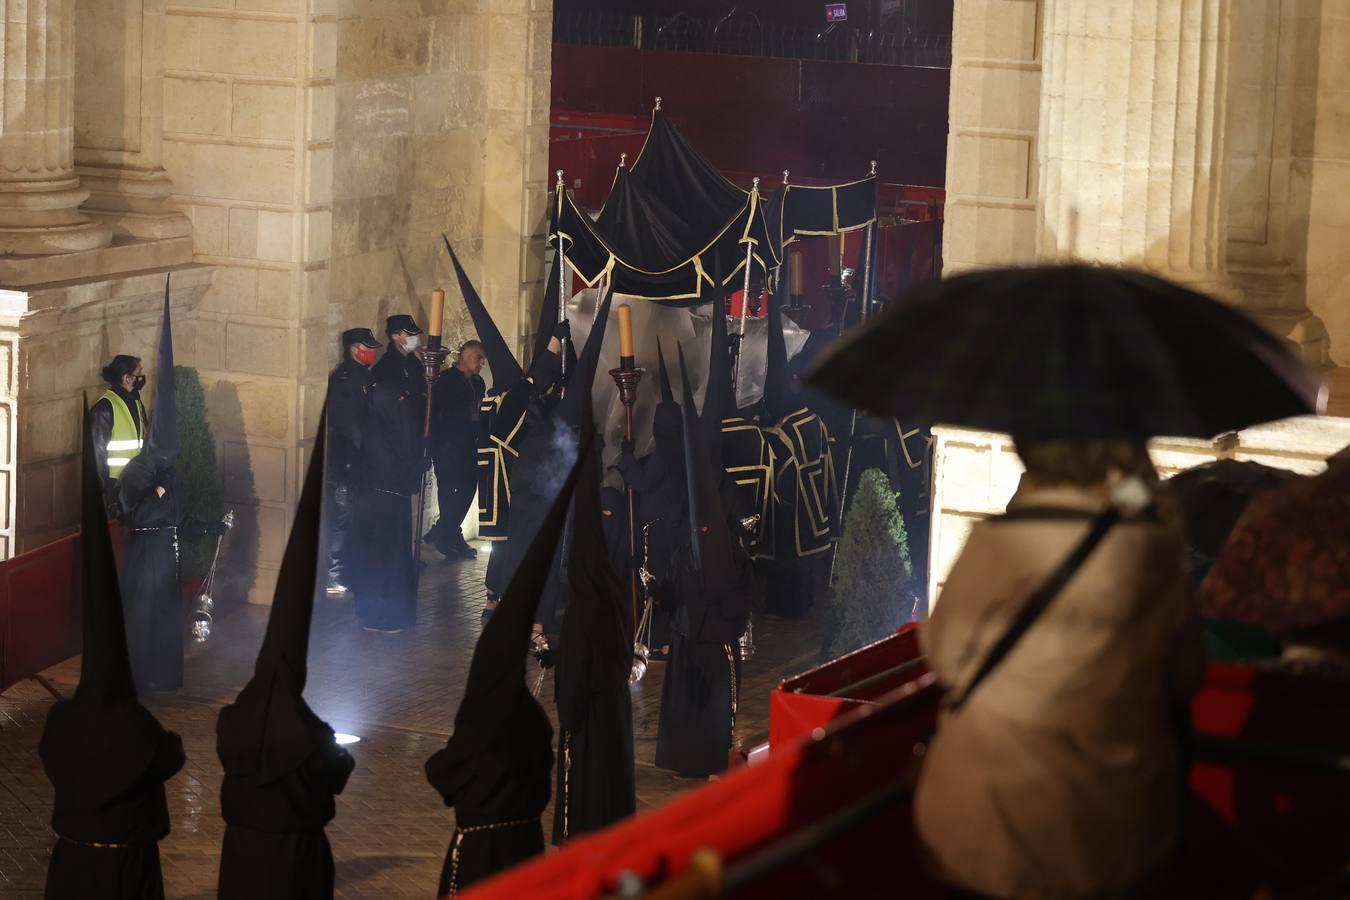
[822,467,915,661]
[174,366,224,580]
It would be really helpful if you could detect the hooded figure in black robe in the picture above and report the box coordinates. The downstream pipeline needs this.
[551,392,636,844]
[39,403,186,900]
[615,340,686,654]
[442,236,567,606]
[117,280,229,690]
[491,286,614,640]
[424,431,591,896]
[215,413,355,900]
[654,344,757,778]
[761,289,838,619]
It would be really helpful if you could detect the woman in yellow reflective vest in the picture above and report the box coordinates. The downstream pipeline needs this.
[89,355,147,510]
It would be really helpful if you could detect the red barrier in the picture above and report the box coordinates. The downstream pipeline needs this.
[0,522,125,690]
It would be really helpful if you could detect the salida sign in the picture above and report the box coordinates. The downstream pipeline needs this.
[825,3,848,22]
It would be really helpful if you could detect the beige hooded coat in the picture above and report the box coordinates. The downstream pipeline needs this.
[914,484,1205,899]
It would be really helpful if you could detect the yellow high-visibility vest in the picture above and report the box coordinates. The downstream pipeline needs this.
[100,389,146,477]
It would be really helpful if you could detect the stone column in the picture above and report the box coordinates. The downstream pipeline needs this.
[0,0,111,255]
[1036,0,1235,297]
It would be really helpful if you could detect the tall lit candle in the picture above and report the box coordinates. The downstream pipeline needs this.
[429,288,445,349]
[790,250,802,296]
[617,303,635,369]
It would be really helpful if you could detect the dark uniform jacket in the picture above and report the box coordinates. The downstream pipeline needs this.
[326,359,371,481]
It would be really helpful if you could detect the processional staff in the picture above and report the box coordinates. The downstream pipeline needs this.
[731,176,761,399]
[608,305,644,647]
[556,169,570,390]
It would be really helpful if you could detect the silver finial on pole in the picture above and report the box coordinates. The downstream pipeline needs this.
[620,152,627,168]
[869,160,878,176]
[556,169,564,188]
[751,176,760,193]
[654,96,662,110]
[783,169,790,185]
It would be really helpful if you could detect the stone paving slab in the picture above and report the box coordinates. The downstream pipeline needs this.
[0,550,825,898]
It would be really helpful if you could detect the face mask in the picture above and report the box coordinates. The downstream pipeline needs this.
[132,375,146,392]
[354,346,377,367]
[403,334,421,352]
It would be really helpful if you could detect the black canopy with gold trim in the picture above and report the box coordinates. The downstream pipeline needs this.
[549,106,878,304]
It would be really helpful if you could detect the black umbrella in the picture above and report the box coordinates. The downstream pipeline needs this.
[806,265,1325,440]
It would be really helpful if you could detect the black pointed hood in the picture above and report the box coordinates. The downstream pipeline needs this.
[148,277,178,465]
[425,430,592,823]
[556,386,631,733]
[77,399,138,703]
[532,251,564,367]
[764,288,794,423]
[216,412,329,785]
[656,338,675,406]
[443,234,524,389]
[677,343,735,577]
[490,287,616,600]
[39,403,166,809]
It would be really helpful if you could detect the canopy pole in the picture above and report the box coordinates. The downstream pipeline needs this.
[556,170,569,388]
[733,177,759,401]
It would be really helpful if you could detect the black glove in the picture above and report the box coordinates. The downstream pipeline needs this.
[552,320,571,343]
[621,438,635,457]
[209,521,230,537]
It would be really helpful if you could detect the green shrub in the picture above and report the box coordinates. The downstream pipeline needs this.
[175,366,224,580]
[822,468,914,661]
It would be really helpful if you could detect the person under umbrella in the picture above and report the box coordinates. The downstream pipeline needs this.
[442,236,567,618]
[653,344,757,779]
[1199,444,1350,681]
[424,436,591,897]
[807,264,1324,899]
[215,413,355,900]
[551,398,637,844]
[39,405,186,900]
[118,280,231,691]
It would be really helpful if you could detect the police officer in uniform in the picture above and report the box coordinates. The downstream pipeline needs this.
[349,314,428,633]
[325,328,380,594]
[89,355,148,512]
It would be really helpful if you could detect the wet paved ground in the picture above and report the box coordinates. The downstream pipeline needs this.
[0,549,825,898]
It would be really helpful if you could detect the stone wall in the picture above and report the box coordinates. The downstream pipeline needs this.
[330,0,554,385]
[941,0,1044,274]
[928,418,1350,604]
[158,0,333,603]
[5,269,213,556]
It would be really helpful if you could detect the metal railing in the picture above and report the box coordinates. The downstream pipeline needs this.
[553,10,952,69]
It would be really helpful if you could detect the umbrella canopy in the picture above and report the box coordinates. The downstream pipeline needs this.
[1198,455,1350,634]
[1168,459,1298,560]
[806,265,1326,441]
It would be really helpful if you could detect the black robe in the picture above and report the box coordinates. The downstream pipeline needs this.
[216,721,354,900]
[40,703,184,900]
[426,690,552,896]
[654,538,756,778]
[117,464,216,691]
[763,407,837,619]
[350,372,423,630]
[551,457,636,845]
